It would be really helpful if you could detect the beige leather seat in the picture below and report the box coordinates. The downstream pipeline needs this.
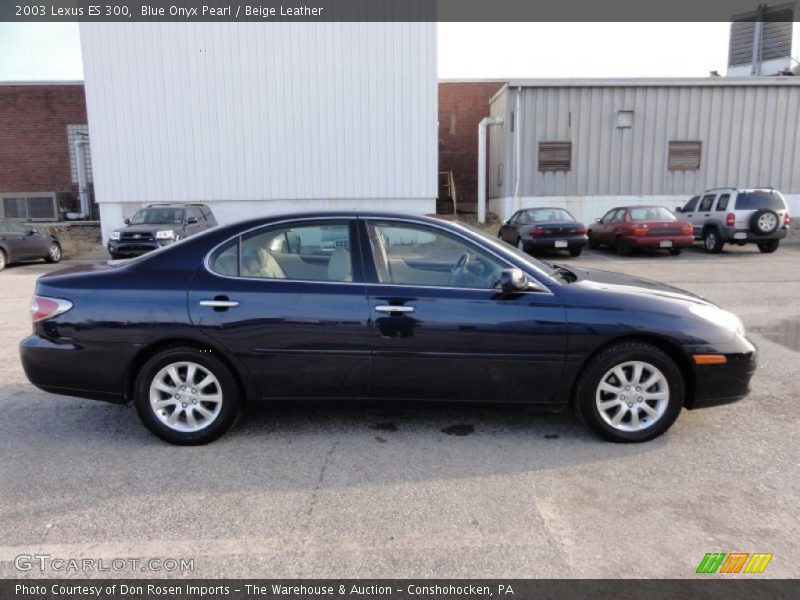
[327,247,352,281]
[256,247,286,279]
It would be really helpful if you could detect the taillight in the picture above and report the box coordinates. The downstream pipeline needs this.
[630,225,649,237]
[575,227,587,235]
[726,213,735,227]
[30,295,73,322]
[530,227,546,236]
[785,212,791,226]
[682,224,693,235]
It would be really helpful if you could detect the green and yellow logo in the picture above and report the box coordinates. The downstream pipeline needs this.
[696,552,773,574]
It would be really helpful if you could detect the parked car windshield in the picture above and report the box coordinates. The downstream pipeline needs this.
[525,208,575,223]
[734,191,786,211]
[629,207,676,221]
[130,208,185,225]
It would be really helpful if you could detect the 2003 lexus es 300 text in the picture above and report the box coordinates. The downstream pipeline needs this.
[20,212,756,444]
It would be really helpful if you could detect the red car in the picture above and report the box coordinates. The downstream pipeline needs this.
[588,206,694,255]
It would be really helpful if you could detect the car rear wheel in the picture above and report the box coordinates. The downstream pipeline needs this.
[703,229,723,253]
[614,237,630,256]
[575,342,684,442]
[668,248,682,256]
[44,242,61,263]
[134,347,241,445]
[516,238,527,254]
[757,239,780,253]
[569,247,582,257]
[750,209,779,235]
[0,249,6,272]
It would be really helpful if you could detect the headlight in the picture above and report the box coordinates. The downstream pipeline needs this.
[110,231,120,241]
[689,304,745,335]
[156,230,175,240]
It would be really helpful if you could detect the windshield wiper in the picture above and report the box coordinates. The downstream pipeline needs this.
[548,263,577,283]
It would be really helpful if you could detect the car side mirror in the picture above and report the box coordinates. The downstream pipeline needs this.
[675,206,683,213]
[594,218,601,223]
[186,216,198,225]
[500,268,532,293]
[27,228,37,236]
[123,218,131,225]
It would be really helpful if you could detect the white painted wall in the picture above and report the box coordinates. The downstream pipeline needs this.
[80,23,438,240]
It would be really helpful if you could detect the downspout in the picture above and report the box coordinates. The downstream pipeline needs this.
[478,116,503,223]
[513,87,522,211]
[73,137,90,217]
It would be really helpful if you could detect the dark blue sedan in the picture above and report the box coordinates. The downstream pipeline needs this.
[20,212,756,444]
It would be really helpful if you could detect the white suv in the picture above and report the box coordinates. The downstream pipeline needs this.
[676,188,791,253]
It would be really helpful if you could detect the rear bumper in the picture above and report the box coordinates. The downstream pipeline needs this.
[684,335,757,409]
[19,334,133,403]
[621,235,695,248]
[523,235,588,251]
[720,227,788,243]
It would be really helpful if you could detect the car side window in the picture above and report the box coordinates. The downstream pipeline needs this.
[698,194,716,212]
[6,221,29,234]
[715,194,730,211]
[609,209,625,224]
[600,210,615,223]
[365,221,505,290]
[0,223,9,233]
[229,221,354,282]
[509,212,523,225]
[683,196,699,212]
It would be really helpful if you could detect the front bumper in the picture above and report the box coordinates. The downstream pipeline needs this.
[684,334,757,409]
[107,238,172,256]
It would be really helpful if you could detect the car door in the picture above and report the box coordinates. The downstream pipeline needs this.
[187,218,372,399]
[593,209,621,244]
[679,196,700,235]
[687,195,716,236]
[4,222,42,259]
[360,218,567,403]
[498,211,523,243]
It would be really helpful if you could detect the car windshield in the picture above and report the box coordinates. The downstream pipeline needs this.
[629,207,676,221]
[130,208,185,225]
[734,191,786,211]
[526,208,574,223]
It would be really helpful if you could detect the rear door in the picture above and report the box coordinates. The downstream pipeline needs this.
[360,218,567,403]
[188,218,372,399]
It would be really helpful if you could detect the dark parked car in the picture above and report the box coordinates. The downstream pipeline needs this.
[108,203,217,258]
[21,212,755,445]
[588,206,694,255]
[0,220,61,272]
[498,207,588,257]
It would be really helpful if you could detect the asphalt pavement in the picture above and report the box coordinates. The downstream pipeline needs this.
[0,243,798,578]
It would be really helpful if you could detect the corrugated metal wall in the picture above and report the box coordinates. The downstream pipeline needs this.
[490,81,800,199]
[80,22,437,206]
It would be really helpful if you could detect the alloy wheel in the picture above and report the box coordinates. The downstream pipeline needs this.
[757,212,777,233]
[149,361,223,432]
[49,244,61,262]
[704,232,717,251]
[595,360,669,432]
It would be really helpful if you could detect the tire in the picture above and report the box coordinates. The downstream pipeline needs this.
[587,232,599,249]
[702,229,724,254]
[757,239,780,254]
[0,249,6,272]
[614,237,630,256]
[516,238,527,255]
[750,209,779,235]
[134,346,241,445]
[575,341,684,443]
[668,248,682,256]
[44,242,62,263]
[568,247,582,257]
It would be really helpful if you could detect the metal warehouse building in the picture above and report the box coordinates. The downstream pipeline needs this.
[488,78,800,223]
[79,23,437,240]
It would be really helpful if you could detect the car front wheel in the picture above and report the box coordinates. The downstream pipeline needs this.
[575,342,684,442]
[44,242,62,263]
[0,249,6,272]
[134,347,241,445]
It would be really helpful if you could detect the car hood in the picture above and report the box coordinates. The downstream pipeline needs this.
[567,266,712,306]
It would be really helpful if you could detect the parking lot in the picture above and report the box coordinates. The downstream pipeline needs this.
[0,243,798,578]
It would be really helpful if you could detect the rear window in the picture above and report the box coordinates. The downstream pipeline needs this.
[629,207,676,221]
[735,191,786,211]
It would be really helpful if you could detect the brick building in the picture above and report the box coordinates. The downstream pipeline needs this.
[0,82,93,218]
[437,80,505,213]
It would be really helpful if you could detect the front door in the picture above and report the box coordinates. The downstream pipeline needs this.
[359,219,567,404]
[188,218,372,399]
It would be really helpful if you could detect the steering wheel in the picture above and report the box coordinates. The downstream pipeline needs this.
[449,252,470,286]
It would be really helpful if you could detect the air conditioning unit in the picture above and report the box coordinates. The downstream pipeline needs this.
[0,192,74,222]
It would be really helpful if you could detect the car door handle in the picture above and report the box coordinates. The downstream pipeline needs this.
[200,299,239,308]
[374,305,414,314]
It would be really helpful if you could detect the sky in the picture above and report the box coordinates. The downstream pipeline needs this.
[0,22,731,81]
